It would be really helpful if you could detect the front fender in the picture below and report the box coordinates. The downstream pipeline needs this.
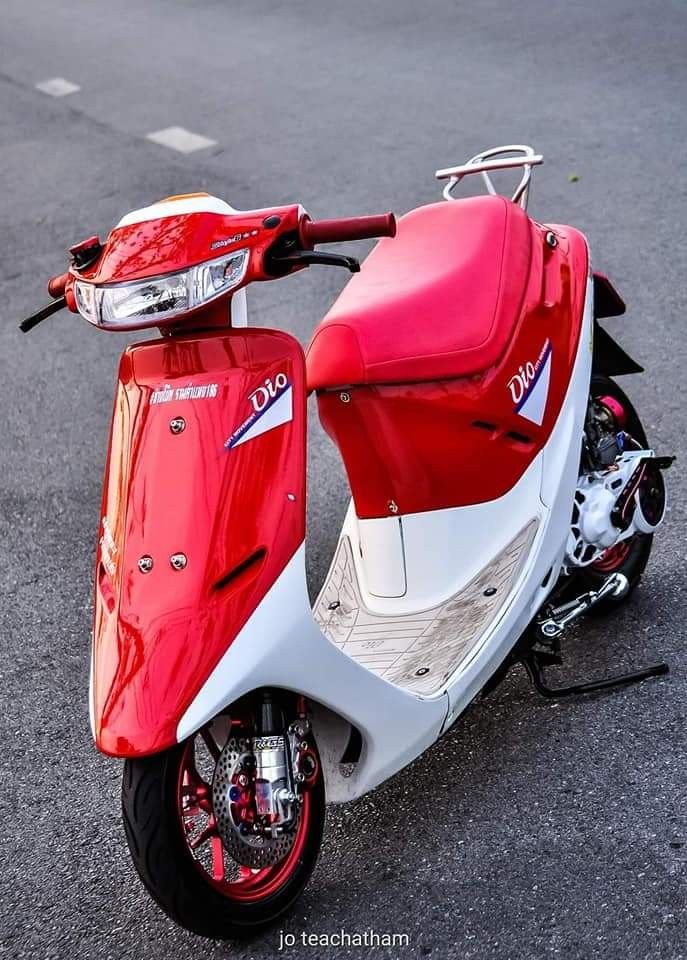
[91,328,306,757]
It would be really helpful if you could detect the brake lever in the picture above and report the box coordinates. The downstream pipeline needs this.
[271,250,360,273]
[19,297,67,333]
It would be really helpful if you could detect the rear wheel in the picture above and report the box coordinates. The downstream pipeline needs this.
[121,712,325,939]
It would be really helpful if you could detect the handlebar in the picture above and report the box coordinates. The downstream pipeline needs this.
[299,212,396,247]
[19,271,70,333]
[24,211,398,333]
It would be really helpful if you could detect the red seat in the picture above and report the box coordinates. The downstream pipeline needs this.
[306,195,534,390]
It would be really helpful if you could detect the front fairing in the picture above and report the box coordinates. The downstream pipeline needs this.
[92,328,306,756]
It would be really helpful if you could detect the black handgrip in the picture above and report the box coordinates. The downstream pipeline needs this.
[20,297,67,333]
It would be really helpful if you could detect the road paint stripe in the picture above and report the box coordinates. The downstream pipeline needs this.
[146,126,217,154]
[35,77,81,97]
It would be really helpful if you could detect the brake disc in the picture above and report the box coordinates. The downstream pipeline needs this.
[211,736,300,869]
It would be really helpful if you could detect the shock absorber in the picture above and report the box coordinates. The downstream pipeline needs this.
[253,692,295,825]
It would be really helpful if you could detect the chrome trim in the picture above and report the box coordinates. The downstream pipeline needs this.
[435,144,543,210]
[537,573,629,638]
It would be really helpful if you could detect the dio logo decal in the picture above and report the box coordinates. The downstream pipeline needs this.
[507,339,552,426]
[225,372,293,449]
[248,372,289,413]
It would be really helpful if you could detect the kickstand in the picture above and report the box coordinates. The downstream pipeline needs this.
[522,649,669,699]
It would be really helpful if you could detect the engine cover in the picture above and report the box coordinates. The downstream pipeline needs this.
[566,450,666,568]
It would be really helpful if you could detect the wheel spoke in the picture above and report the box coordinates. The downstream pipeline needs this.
[211,835,225,881]
[188,820,218,850]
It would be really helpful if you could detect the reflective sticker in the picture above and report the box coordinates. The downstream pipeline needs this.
[150,383,218,404]
[99,517,118,576]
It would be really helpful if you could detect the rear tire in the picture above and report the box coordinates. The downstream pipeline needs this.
[122,733,325,940]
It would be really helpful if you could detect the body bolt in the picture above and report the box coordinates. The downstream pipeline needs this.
[339,391,351,403]
[170,553,187,570]
[388,500,399,514]
[170,417,186,434]
[545,231,558,248]
[138,555,153,573]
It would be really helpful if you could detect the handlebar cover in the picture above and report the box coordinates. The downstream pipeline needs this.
[47,272,70,299]
[300,213,396,246]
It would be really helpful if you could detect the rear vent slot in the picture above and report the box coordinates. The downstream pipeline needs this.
[213,548,267,594]
[505,430,533,445]
[472,420,498,432]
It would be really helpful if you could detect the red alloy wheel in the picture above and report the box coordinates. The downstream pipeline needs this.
[176,728,312,903]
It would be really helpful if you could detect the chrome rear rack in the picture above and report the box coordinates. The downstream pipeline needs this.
[435,144,543,210]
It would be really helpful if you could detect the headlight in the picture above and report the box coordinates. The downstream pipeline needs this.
[74,248,249,329]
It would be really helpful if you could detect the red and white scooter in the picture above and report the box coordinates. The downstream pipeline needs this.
[22,145,671,938]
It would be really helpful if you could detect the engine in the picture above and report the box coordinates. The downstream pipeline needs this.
[565,395,668,570]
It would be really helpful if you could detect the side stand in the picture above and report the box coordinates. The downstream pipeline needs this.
[521,648,669,700]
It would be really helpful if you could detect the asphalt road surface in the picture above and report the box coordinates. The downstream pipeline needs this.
[1,1,686,958]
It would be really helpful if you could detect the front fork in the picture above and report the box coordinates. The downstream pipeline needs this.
[248,692,319,833]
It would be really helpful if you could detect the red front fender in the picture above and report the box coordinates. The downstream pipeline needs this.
[92,328,306,757]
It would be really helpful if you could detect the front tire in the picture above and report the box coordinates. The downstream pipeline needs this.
[121,727,325,940]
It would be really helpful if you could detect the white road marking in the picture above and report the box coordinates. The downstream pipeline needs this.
[146,126,217,154]
[35,77,81,97]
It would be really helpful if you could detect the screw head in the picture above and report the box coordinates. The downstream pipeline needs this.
[170,417,186,434]
[483,586,497,597]
[170,552,187,570]
[545,230,558,248]
[388,500,399,514]
[300,754,316,777]
[415,666,430,677]
[138,555,153,573]
[339,391,351,403]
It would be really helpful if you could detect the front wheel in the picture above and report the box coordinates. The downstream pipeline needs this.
[121,718,325,939]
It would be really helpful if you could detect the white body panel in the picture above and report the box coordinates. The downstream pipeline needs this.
[179,277,595,803]
[177,544,449,801]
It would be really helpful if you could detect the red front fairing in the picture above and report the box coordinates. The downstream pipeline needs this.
[92,328,306,757]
